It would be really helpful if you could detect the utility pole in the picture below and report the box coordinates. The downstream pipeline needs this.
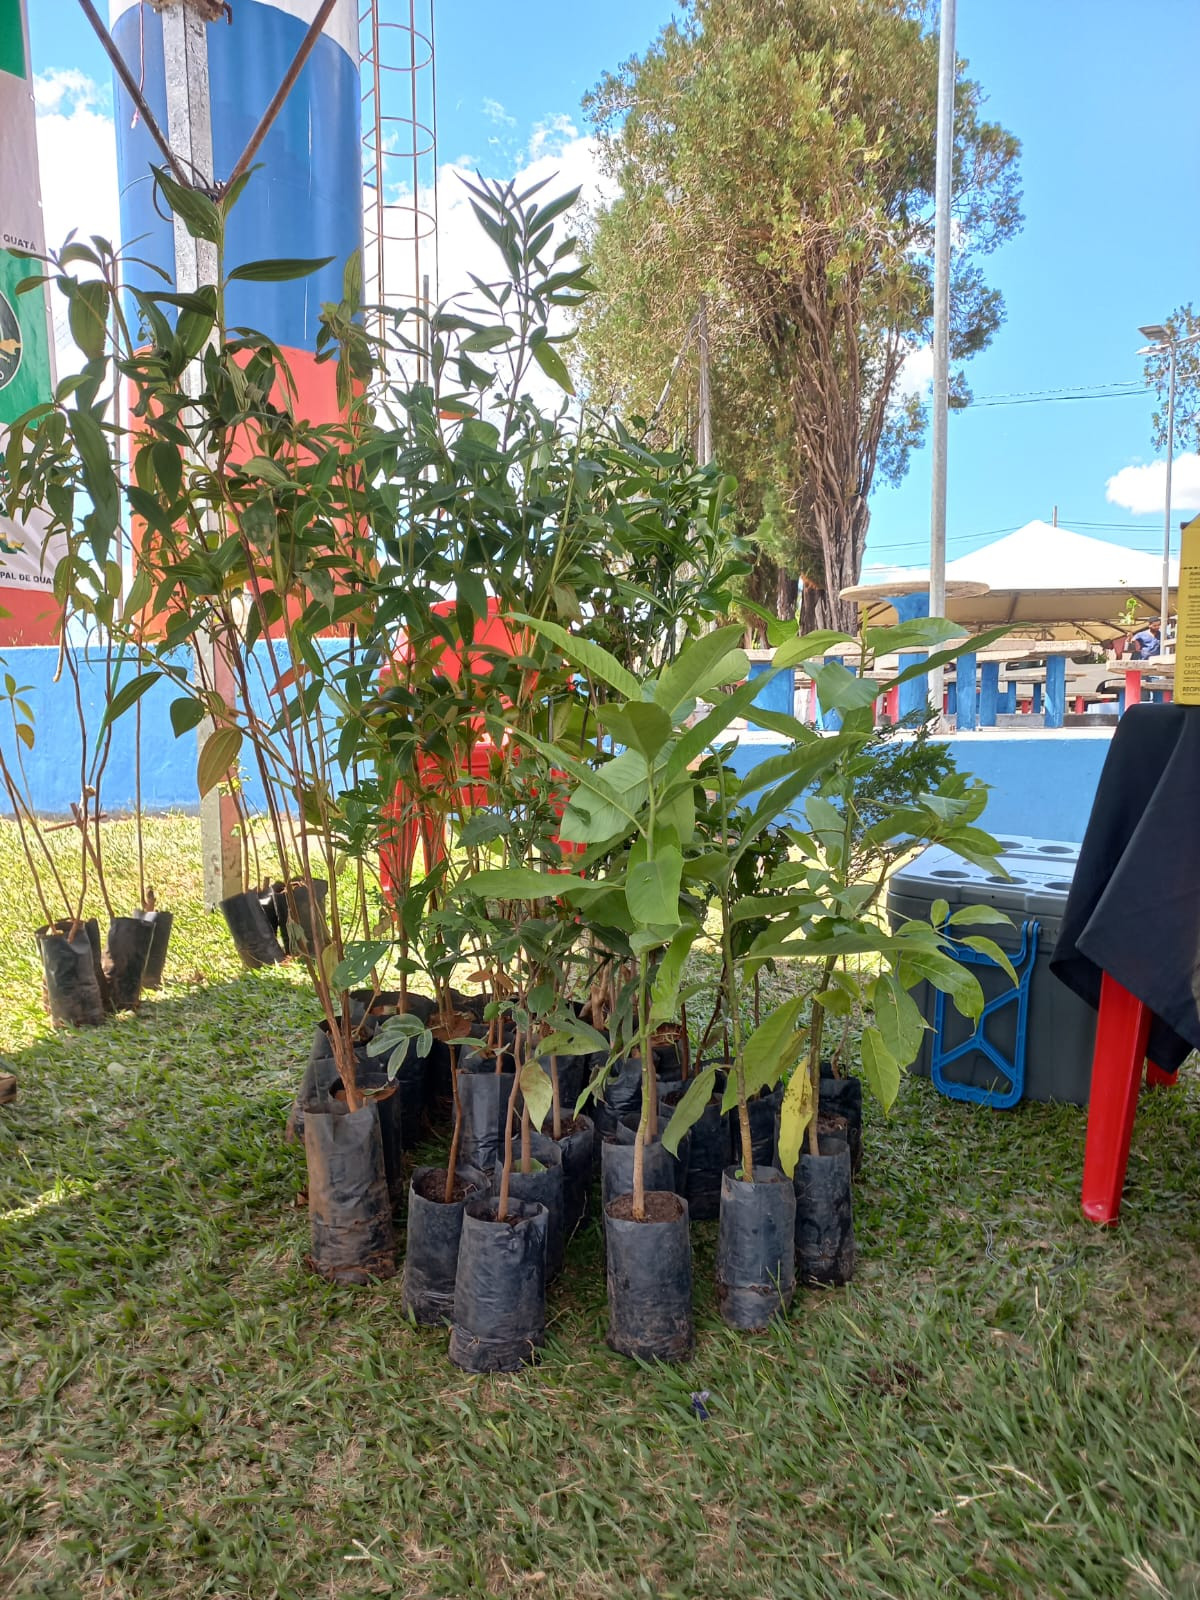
[162,3,243,908]
[928,0,956,719]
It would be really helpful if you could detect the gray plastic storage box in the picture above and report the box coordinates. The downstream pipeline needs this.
[886,835,1097,1105]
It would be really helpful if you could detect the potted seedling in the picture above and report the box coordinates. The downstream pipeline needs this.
[739,619,1017,1287]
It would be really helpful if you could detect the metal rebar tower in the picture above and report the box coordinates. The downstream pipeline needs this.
[359,0,439,348]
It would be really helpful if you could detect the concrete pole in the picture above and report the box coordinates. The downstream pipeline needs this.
[928,0,956,719]
[1162,342,1176,647]
[162,4,244,908]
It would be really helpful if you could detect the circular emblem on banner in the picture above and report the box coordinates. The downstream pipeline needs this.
[0,291,21,391]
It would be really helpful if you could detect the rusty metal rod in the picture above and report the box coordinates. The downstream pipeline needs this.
[220,0,340,198]
[75,0,194,189]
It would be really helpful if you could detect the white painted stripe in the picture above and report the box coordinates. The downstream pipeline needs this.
[108,0,358,68]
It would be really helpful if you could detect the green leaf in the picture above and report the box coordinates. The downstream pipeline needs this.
[863,617,967,655]
[947,903,1012,928]
[98,671,161,734]
[530,338,575,394]
[153,167,221,243]
[196,727,243,798]
[625,842,682,929]
[881,629,1009,692]
[661,1065,717,1155]
[331,941,392,991]
[930,896,950,929]
[459,866,569,901]
[652,623,746,714]
[517,615,639,701]
[772,630,853,668]
[169,696,206,739]
[227,256,335,284]
[721,995,808,1111]
[597,699,673,762]
[897,948,984,1021]
[859,1027,902,1111]
[809,660,881,714]
[67,280,109,361]
[957,936,1019,986]
[520,1060,553,1131]
[871,973,926,1068]
[777,1064,815,1178]
[69,409,119,536]
[649,924,699,1026]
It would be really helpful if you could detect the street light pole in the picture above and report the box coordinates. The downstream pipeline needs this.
[928,0,956,721]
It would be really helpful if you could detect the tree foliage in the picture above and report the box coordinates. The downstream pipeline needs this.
[580,0,1022,627]
[1142,304,1200,455]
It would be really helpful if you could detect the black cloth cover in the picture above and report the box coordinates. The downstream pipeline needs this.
[1050,704,1200,1072]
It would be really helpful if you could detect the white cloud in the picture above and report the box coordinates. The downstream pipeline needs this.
[481,98,516,129]
[1105,453,1200,515]
[33,70,120,373]
[895,342,933,400]
[376,113,615,411]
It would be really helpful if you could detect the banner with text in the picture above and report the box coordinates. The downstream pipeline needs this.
[0,0,63,644]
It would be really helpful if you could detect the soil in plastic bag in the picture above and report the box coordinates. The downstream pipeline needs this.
[102,916,154,1011]
[304,1101,396,1284]
[551,1113,595,1238]
[271,879,328,956]
[820,1071,863,1175]
[605,1190,694,1362]
[794,1134,855,1286]
[604,1122,687,1205]
[715,1165,796,1330]
[733,1085,783,1173]
[589,1056,643,1154]
[220,891,285,969]
[449,1197,548,1373]
[401,1163,487,1325]
[330,1071,404,1207]
[455,1047,517,1172]
[423,1012,484,1123]
[663,1075,730,1221]
[37,921,106,1028]
[134,909,173,990]
[495,1132,564,1282]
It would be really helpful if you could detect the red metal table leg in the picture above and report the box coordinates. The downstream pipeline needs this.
[1081,974,1152,1224]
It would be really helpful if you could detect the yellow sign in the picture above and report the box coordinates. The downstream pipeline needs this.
[1177,515,1200,705]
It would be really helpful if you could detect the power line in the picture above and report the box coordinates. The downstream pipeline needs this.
[969,384,1148,409]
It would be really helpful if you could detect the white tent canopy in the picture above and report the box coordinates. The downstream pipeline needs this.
[848,521,1177,640]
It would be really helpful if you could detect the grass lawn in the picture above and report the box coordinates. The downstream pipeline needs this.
[2,816,1200,1599]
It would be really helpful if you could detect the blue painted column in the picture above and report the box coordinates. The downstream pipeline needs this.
[746,654,794,731]
[956,651,977,730]
[887,591,930,722]
[979,661,1000,726]
[1032,682,1043,715]
[1044,656,1066,729]
[1000,683,1017,714]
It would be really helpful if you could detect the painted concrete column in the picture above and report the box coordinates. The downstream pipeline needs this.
[887,591,930,721]
[956,651,977,730]
[979,661,1000,726]
[1044,656,1066,729]
[745,651,794,731]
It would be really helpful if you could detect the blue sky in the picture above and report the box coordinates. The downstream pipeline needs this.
[25,0,1200,572]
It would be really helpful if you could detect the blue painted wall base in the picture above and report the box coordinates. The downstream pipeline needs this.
[727,727,1113,844]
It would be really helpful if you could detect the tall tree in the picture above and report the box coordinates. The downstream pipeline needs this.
[581,0,1021,628]
[1142,304,1200,456]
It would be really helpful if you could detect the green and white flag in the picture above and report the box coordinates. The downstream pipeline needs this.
[0,0,62,640]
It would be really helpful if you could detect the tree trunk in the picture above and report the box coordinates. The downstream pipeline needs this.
[803,495,871,634]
